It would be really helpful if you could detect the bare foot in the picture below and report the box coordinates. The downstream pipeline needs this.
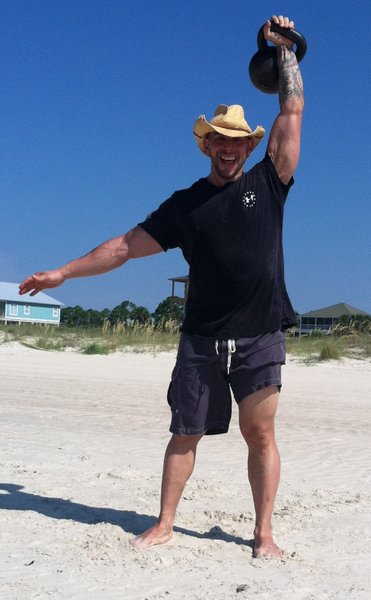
[252,538,284,559]
[129,524,173,549]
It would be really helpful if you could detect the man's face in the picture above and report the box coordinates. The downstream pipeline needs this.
[203,133,253,186]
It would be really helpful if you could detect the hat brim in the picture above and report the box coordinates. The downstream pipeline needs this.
[193,116,265,155]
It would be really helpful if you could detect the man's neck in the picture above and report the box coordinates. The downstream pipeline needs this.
[207,171,244,187]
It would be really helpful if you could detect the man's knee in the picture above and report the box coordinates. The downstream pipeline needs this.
[168,433,203,453]
[240,422,275,450]
[238,385,279,448]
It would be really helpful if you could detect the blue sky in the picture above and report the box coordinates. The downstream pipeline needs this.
[1,0,370,314]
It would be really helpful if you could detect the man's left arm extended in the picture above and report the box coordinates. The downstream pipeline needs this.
[266,18,305,184]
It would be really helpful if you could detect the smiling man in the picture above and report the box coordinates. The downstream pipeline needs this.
[204,130,255,185]
[196,105,261,186]
[19,15,304,558]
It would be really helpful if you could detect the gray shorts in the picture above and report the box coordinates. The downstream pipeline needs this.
[167,330,285,436]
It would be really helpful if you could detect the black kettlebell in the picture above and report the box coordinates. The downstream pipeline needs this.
[249,22,307,94]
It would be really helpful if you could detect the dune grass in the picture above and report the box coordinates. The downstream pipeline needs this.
[1,323,370,362]
[0,322,179,354]
[286,331,371,362]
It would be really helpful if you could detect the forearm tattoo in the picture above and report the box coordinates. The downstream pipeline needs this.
[277,45,304,109]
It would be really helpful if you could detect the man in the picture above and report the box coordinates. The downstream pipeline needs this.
[20,15,304,558]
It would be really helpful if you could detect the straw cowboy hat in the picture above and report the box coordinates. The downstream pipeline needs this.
[193,104,265,155]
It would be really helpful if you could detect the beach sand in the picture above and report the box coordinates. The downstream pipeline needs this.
[0,342,370,599]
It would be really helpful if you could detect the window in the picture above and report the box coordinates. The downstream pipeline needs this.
[24,305,30,315]
[9,304,18,316]
[53,307,59,318]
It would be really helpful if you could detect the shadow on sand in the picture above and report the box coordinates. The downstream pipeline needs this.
[0,483,253,548]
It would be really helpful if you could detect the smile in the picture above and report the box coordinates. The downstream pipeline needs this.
[220,154,238,162]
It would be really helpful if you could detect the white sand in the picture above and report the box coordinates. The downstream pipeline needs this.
[0,342,370,599]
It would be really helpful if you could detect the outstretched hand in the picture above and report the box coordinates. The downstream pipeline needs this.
[264,14,295,48]
[19,270,66,297]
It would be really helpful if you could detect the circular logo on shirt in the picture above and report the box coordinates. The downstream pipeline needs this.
[242,191,256,208]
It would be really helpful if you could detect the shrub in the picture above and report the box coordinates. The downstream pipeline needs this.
[319,341,341,361]
[82,342,109,355]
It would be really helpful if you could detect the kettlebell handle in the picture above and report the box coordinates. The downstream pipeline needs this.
[257,22,307,63]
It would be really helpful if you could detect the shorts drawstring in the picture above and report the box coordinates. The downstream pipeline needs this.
[227,339,236,374]
[215,339,236,374]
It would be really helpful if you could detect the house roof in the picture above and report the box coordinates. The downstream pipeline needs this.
[300,303,371,318]
[0,282,64,306]
[168,275,189,283]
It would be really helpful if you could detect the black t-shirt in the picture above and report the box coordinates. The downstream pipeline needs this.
[139,154,298,337]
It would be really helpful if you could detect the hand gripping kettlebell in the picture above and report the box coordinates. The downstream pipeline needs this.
[249,22,307,94]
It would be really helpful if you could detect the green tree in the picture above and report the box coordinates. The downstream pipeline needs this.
[61,306,110,327]
[131,305,151,325]
[153,296,184,327]
[86,308,110,327]
[109,300,137,325]
[61,305,89,326]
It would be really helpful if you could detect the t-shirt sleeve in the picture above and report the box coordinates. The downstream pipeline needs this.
[138,194,181,251]
[263,153,294,205]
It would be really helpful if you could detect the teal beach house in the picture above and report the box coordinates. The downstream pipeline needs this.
[0,282,63,326]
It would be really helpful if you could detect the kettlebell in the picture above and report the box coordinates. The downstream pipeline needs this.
[249,22,307,94]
